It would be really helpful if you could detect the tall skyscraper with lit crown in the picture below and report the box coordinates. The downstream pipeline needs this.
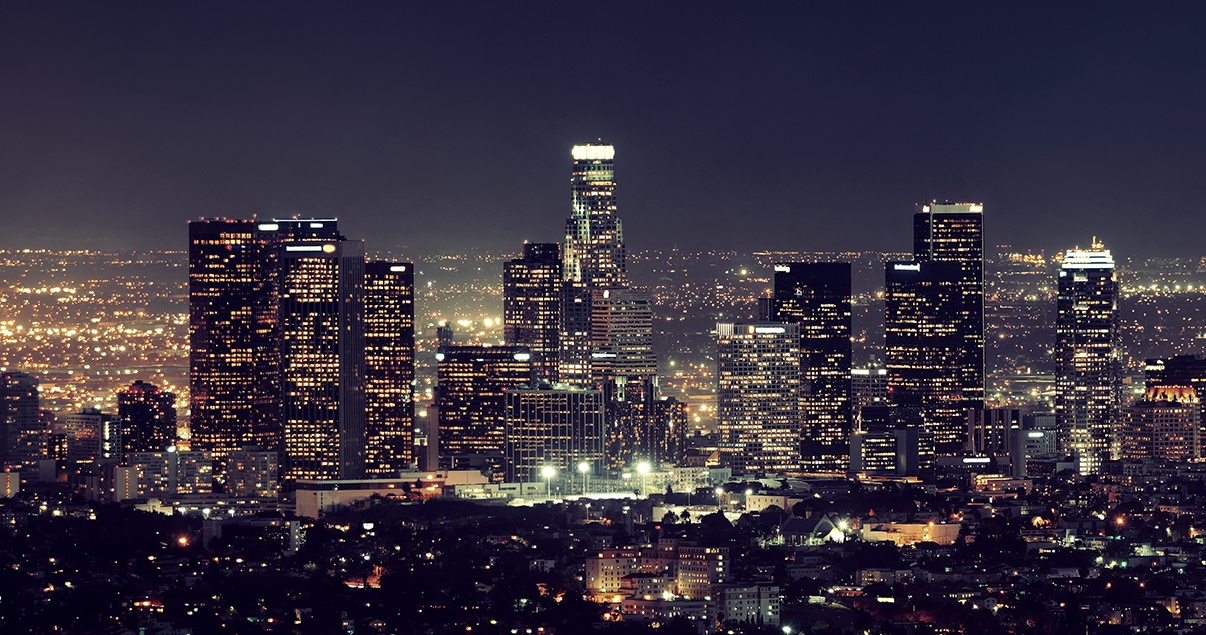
[1055,241,1120,474]
[564,142,625,288]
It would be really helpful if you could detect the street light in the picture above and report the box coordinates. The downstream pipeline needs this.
[637,461,651,498]
[578,461,590,495]
[541,466,555,500]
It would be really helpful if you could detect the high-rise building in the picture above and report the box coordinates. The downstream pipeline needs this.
[768,262,852,472]
[1120,386,1200,462]
[364,261,415,476]
[914,203,985,410]
[226,446,280,498]
[590,286,657,381]
[1054,242,1120,474]
[564,143,625,288]
[504,386,606,482]
[851,361,889,416]
[0,371,42,470]
[188,219,281,471]
[558,282,594,385]
[274,219,366,484]
[504,243,562,382]
[117,380,177,459]
[716,322,802,475]
[884,260,965,453]
[60,408,120,464]
[436,345,534,472]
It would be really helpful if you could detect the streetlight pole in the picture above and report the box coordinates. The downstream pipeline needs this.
[578,461,589,496]
[637,461,651,498]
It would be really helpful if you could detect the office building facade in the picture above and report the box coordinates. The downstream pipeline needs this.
[504,386,606,482]
[504,243,562,382]
[1054,242,1120,474]
[364,261,416,476]
[768,262,852,472]
[117,380,177,459]
[436,346,534,471]
[716,322,802,474]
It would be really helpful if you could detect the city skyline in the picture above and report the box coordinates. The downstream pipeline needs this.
[5,4,1206,258]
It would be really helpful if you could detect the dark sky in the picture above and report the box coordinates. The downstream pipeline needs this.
[3,2,1206,257]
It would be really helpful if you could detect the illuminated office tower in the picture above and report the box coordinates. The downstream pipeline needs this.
[436,346,534,471]
[851,360,889,415]
[504,386,605,482]
[768,262,852,472]
[1055,242,1120,474]
[188,219,281,470]
[558,282,593,385]
[275,220,366,484]
[590,286,657,381]
[884,260,964,454]
[1,371,42,470]
[364,261,415,476]
[914,203,985,410]
[117,380,177,459]
[504,243,562,382]
[564,142,625,288]
[60,408,120,464]
[1120,386,1200,462]
[716,322,802,475]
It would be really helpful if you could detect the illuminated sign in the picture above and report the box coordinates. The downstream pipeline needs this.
[285,245,323,252]
[513,352,532,362]
[754,326,786,334]
[389,265,407,272]
[257,223,279,231]
[893,263,921,272]
[773,265,791,273]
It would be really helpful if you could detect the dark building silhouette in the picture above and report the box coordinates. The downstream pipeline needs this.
[884,260,964,454]
[436,345,534,474]
[1,371,41,470]
[768,262,852,472]
[117,380,177,459]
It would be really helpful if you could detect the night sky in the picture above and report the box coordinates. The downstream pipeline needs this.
[4,3,1206,257]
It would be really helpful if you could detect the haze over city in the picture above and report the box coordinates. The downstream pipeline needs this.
[5,3,1206,255]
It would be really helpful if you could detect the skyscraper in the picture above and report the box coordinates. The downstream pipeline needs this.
[913,203,985,411]
[504,243,562,382]
[589,286,657,381]
[0,371,41,470]
[274,219,366,484]
[884,260,965,453]
[716,322,802,475]
[436,345,534,472]
[504,386,606,482]
[364,261,415,476]
[117,380,177,459]
[1055,242,1120,474]
[564,142,625,288]
[768,262,852,472]
[188,219,281,471]
[1120,386,1200,462]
